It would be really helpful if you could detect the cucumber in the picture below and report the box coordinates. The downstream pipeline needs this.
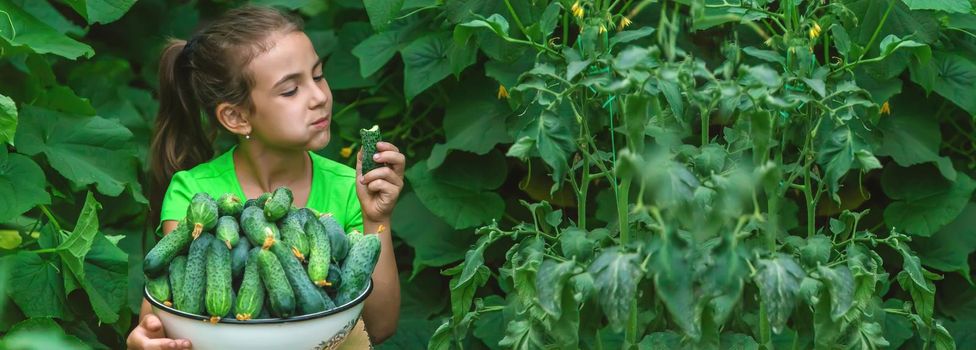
[269,241,333,314]
[241,206,278,249]
[187,193,219,238]
[264,187,293,221]
[319,214,349,262]
[182,233,214,315]
[169,256,187,309]
[225,289,237,319]
[258,299,272,319]
[230,238,251,280]
[235,248,265,320]
[325,264,342,294]
[278,209,310,261]
[206,238,233,322]
[144,220,193,276]
[215,216,240,249]
[336,233,381,304]
[217,193,244,217]
[147,273,171,307]
[360,124,383,174]
[304,218,331,287]
[256,249,296,317]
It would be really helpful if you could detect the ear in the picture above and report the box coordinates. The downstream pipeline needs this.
[215,102,250,137]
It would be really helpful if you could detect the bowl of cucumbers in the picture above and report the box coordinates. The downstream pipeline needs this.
[142,187,382,350]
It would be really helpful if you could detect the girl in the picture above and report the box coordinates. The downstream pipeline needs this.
[127,6,403,349]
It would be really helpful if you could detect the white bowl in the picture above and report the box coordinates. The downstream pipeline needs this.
[145,280,372,350]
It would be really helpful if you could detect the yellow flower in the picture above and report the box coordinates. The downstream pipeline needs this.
[619,16,632,30]
[497,84,509,99]
[572,1,584,19]
[598,24,607,34]
[340,146,352,158]
[809,22,822,40]
[880,101,891,115]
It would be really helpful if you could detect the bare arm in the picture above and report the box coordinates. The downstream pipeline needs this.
[360,219,400,343]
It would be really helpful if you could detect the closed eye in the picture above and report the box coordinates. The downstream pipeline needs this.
[281,87,298,97]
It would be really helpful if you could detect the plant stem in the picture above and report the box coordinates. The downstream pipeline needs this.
[39,205,62,235]
[857,0,895,62]
[579,152,591,230]
[617,176,632,244]
[503,0,530,42]
[29,247,61,254]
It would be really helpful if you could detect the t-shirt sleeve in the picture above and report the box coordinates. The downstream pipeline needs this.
[160,171,195,224]
[345,186,364,233]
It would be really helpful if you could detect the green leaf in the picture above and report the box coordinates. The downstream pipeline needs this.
[392,192,476,275]
[878,34,930,62]
[894,239,933,294]
[78,233,129,324]
[407,151,506,229]
[816,266,854,320]
[0,93,16,145]
[912,203,976,276]
[536,259,575,318]
[559,227,593,261]
[456,14,510,42]
[896,270,935,323]
[801,235,832,267]
[353,31,401,78]
[882,165,976,237]
[61,0,135,24]
[928,52,976,116]
[15,105,142,198]
[402,32,453,101]
[2,318,88,350]
[743,47,785,67]
[901,0,971,13]
[3,251,66,318]
[816,119,876,199]
[363,0,404,31]
[0,151,50,222]
[473,295,507,350]
[588,248,642,333]
[609,27,654,49]
[754,254,806,334]
[876,99,956,180]
[508,110,575,192]
[57,191,100,269]
[0,0,94,59]
[428,77,513,169]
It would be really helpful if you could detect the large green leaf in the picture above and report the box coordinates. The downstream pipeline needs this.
[363,0,404,32]
[587,248,642,333]
[901,0,972,13]
[754,254,806,334]
[392,192,476,275]
[61,0,136,24]
[929,52,976,116]
[3,251,66,318]
[2,318,88,350]
[15,105,142,198]
[0,150,50,222]
[0,93,16,145]
[816,119,879,199]
[406,151,507,229]
[428,77,513,169]
[0,0,93,59]
[875,98,955,180]
[78,232,129,324]
[882,165,976,237]
[816,266,854,321]
[912,203,976,277]
[353,31,401,77]
[401,32,453,101]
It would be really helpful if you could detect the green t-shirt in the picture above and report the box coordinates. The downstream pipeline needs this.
[160,146,364,234]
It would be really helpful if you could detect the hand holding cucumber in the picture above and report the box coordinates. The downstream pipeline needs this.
[356,125,405,223]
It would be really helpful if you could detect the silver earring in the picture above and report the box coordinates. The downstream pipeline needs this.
[245,134,251,140]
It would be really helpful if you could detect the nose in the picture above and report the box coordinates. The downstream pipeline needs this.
[309,79,329,109]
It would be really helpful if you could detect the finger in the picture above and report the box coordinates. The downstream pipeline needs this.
[362,167,402,188]
[367,179,398,194]
[141,338,192,350]
[355,149,364,180]
[371,151,406,173]
[375,141,400,153]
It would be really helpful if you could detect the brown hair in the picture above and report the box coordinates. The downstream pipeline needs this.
[149,5,303,226]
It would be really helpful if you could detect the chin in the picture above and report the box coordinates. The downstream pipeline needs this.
[307,131,331,150]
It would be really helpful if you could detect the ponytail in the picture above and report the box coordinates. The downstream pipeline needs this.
[148,39,215,227]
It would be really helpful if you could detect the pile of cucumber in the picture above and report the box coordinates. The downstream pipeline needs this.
[143,187,381,322]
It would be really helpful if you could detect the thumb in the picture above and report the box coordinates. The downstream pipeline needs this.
[141,314,166,339]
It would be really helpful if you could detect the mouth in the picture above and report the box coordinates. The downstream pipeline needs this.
[311,116,330,128]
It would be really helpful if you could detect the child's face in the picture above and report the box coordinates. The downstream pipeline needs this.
[245,31,333,151]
